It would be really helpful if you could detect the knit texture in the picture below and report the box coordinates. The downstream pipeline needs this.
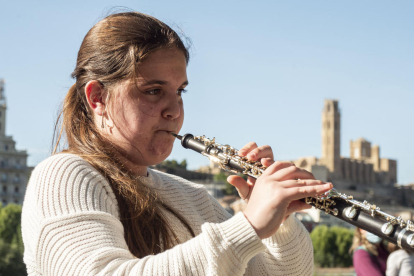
[21,153,313,275]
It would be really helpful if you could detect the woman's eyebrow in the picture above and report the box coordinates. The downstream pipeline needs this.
[141,80,189,86]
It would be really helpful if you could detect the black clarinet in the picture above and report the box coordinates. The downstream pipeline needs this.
[172,133,414,253]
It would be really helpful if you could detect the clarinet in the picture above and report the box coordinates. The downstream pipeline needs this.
[172,133,414,253]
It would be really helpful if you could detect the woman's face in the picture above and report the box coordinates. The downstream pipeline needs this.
[105,47,187,172]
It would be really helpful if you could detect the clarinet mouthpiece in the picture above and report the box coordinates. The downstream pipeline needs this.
[170,133,183,140]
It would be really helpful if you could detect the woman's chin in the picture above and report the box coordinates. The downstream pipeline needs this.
[147,146,174,165]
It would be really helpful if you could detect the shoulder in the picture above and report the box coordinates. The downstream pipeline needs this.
[31,153,101,183]
[25,153,118,219]
[353,246,371,259]
[389,249,409,261]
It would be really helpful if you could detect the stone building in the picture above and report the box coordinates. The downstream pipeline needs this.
[293,99,400,205]
[0,80,30,206]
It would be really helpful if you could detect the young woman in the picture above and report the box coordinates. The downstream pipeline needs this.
[21,12,332,275]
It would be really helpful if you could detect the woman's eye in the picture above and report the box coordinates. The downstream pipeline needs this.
[146,89,161,95]
[177,89,188,96]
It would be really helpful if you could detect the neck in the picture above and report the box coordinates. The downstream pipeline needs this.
[120,156,149,176]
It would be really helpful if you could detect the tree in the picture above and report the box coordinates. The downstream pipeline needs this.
[310,225,354,268]
[0,204,26,276]
[179,159,187,169]
[0,204,22,243]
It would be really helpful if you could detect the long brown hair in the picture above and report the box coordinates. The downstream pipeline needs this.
[349,227,384,256]
[53,11,194,258]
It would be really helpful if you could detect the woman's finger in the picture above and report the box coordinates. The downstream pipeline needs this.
[285,182,333,201]
[260,157,274,168]
[245,145,274,162]
[262,161,296,177]
[286,200,312,216]
[247,176,256,186]
[271,165,315,181]
[280,179,327,188]
[238,142,258,157]
[227,175,252,201]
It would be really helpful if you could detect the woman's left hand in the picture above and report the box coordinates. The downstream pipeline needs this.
[227,142,275,203]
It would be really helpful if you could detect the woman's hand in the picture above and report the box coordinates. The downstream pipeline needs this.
[227,141,332,239]
[227,142,274,202]
[243,161,332,239]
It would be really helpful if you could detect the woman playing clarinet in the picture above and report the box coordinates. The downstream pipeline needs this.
[21,11,332,275]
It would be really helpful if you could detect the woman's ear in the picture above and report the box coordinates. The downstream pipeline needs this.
[85,80,106,116]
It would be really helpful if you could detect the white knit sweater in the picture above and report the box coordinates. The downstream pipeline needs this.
[21,153,313,275]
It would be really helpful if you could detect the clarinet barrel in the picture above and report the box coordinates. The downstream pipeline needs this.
[174,133,414,253]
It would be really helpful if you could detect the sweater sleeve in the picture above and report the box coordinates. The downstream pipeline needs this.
[22,154,266,276]
[207,190,314,275]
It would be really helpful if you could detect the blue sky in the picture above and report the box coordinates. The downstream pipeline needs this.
[0,0,413,183]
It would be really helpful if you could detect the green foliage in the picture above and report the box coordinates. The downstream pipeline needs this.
[179,159,187,169]
[0,204,26,275]
[0,204,22,243]
[156,159,187,170]
[310,225,354,268]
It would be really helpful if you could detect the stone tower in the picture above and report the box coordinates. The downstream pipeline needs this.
[0,80,30,206]
[321,99,341,177]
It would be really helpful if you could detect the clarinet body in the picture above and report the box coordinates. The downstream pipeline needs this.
[173,133,414,253]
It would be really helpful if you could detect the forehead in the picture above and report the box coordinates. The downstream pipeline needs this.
[136,48,187,82]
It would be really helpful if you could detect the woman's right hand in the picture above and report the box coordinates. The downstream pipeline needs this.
[242,161,332,239]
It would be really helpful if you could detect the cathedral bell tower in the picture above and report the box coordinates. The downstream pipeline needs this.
[321,99,341,177]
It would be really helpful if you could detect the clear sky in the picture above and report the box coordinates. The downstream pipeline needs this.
[0,0,413,183]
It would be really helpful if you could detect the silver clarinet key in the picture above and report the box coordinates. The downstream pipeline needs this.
[382,222,394,236]
[344,206,358,219]
[407,234,414,247]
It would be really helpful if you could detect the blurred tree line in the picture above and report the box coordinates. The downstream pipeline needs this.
[310,225,354,268]
[155,159,187,170]
[0,203,26,275]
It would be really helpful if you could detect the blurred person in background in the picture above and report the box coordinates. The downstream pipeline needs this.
[350,227,390,276]
[386,243,414,276]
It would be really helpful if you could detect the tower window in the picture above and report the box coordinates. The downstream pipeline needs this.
[2,185,6,192]
[4,145,8,151]
[14,186,19,193]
